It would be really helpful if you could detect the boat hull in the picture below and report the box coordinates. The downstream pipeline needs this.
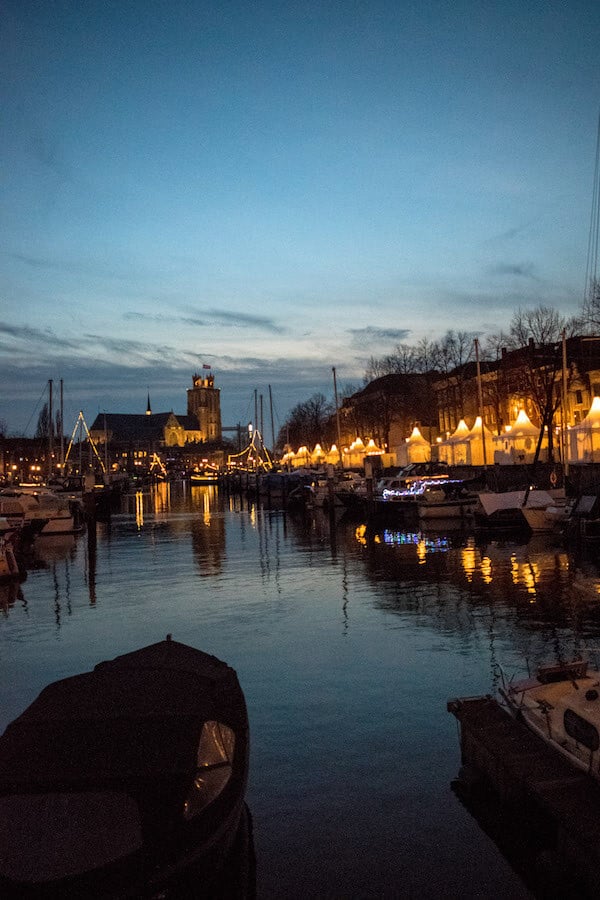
[0,638,250,898]
[499,660,600,780]
[418,499,477,520]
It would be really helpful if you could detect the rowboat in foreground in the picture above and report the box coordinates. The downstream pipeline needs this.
[0,637,251,897]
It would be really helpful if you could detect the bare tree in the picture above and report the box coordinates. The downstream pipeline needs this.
[505,305,576,462]
[436,330,477,424]
[581,278,600,332]
[35,403,53,441]
[364,338,442,383]
[278,393,333,449]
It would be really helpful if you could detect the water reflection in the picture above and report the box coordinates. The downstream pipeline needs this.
[5,487,600,897]
[33,534,78,565]
[121,482,174,524]
[190,489,226,576]
[0,581,26,615]
[341,515,600,676]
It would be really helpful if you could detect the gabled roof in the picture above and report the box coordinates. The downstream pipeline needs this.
[173,415,202,431]
[89,412,191,442]
[354,372,437,398]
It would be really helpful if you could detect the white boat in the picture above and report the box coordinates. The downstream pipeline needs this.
[307,472,366,510]
[0,498,27,533]
[0,489,84,536]
[416,485,478,520]
[475,489,555,531]
[499,659,600,779]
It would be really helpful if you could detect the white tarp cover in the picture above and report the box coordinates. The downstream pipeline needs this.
[478,489,554,516]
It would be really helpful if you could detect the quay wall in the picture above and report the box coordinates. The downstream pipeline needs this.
[447,462,600,496]
[448,695,600,898]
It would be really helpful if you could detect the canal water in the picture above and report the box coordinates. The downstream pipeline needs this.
[2,482,600,898]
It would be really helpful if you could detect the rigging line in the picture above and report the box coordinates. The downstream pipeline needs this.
[584,111,600,308]
[23,382,51,437]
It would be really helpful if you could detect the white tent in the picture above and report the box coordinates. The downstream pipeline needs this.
[292,445,311,468]
[492,409,545,464]
[466,417,495,466]
[364,438,384,456]
[438,419,470,465]
[569,396,600,462]
[406,426,431,463]
[343,437,366,468]
[310,443,326,466]
[325,444,343,466]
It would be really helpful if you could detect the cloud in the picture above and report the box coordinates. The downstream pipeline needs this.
[486,261,540,280]
[127,306,285,334]
[0,321,202,371]
[0,248,165,283]
[484,216,541,245]
[0,349,346,436]
[123,311,181,324]
[0,321,82,353]
[347,326,411,347]
[200,308,284,334]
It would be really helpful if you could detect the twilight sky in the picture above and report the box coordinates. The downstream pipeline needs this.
[1,0,599,437]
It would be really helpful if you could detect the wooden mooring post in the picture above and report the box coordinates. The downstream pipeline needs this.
[448,695,600,897]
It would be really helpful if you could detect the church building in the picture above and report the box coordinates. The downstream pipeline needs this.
[89,372,222,451]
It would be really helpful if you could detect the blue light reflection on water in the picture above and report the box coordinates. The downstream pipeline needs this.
[2,483,600,897]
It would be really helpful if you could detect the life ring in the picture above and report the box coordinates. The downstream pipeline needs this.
[549,471,558,486]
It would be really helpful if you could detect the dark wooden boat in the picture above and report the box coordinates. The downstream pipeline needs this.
[0,637,250,897]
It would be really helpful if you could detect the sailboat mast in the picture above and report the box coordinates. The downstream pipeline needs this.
[584,111,600,322]
[60,379,64,467]
[474,339,487,469]
[260,393,264,438]
[562,330,569,477]
[268,384,275,450]
[48,379,53,480]
[332,366,342,467]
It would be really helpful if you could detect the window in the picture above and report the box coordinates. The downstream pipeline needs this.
[564,708,600,751]
[576,390,583,404]
[183,721,235,820]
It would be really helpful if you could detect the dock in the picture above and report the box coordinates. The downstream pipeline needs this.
[448,695,600,897]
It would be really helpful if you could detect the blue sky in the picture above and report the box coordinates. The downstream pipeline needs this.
[1,0,599,437]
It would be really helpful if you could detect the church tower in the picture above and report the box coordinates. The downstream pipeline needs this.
[187,371,222,440]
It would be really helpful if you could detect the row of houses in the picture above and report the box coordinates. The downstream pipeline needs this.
[330,335,600,466]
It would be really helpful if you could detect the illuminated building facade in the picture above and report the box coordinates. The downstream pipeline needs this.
[186,373,222,441]
[88,373,223,464]
[433,336,600,436]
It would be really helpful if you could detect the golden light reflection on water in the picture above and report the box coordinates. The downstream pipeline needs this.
[353,523,583,597]
[510,555,540,596]
[460,543,477,582]
[481,554,492,584]
[189,485,219,524]
[135,491,144,528]
[355,524,367,546]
